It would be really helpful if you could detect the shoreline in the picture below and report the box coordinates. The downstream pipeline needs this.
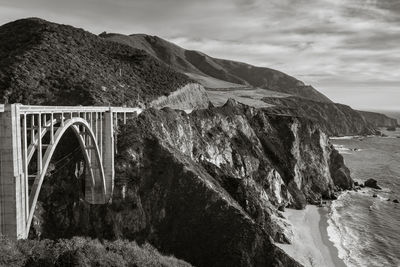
[277,205,346,267]
[319,205,347,267]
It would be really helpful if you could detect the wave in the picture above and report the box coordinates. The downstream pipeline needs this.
[330,136,361,140]
[327,191,399,266]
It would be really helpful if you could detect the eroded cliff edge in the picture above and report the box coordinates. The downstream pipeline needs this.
[31,99,352,267]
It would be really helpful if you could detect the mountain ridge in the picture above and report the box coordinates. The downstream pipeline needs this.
[101,33,333,103]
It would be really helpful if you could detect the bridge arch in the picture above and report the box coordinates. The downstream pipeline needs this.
[26,117,106,234]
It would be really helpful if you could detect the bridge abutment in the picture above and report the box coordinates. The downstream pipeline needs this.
[0,104,28,239]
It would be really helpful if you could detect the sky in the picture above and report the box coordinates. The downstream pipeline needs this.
[0,0,399,111]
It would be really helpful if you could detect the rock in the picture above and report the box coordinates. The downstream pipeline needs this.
[329,149,353,190]
[386,126,396,131]
[360,184,365,188]
[364,179,381,190]
[393,199,399,203]
[387,199,391,201]
[372,194,378,198]
[278,205,285,212]
[354,181,359,186]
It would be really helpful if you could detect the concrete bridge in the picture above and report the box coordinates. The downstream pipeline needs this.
[0,104,141,239]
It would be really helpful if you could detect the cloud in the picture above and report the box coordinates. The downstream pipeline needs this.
[0,0,398,110]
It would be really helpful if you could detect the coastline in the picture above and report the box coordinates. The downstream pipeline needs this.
[277,205,346,267]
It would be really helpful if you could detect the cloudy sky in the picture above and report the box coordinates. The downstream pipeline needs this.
[0,0,399,111]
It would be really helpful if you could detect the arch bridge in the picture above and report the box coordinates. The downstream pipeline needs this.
[0,104,141,239]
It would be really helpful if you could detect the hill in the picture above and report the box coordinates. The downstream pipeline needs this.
[101,33,332,103]
[358,110,398,127]
[0,18,192,106]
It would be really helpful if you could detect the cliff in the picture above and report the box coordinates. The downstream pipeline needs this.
[28,100,351,267]
[262,96,378,136]
[358,110,398,127]
[101,33,332,103]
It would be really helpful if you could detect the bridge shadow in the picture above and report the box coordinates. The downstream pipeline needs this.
[28,128,90,239]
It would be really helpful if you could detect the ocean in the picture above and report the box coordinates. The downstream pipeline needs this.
[329,126,400,267]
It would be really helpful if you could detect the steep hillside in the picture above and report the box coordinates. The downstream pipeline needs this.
[262,96,378,136]
[101,33,332,103]
[0,18,192,106]
[358,110,398,127]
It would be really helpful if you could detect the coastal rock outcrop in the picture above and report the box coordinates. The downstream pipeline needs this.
[364,179,382,190]
[329,149,353,190]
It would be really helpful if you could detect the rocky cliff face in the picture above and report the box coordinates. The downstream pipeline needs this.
[262,96,378,136]
[30,100,352,267]
[358,110,398,127]
[149,83,210,111]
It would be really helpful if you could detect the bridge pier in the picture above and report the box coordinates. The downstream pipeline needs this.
[0,104,28,239]
[102,111,114,202]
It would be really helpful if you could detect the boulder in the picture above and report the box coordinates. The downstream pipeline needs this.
[364,179,381,190]
[393,199,399,203]
[372,194,377,198]
[354,181,359,186]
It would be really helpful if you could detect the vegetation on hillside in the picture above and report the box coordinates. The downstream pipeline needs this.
[0,235,192,267]
[0,18,192,106]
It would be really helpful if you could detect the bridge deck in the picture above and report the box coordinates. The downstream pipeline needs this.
[0,104,142,114]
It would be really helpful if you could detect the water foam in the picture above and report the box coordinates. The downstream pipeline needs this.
[327,193,352,265]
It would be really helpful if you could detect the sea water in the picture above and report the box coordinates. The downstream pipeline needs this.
[329,127,400,267]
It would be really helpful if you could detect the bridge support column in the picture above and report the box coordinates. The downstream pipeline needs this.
[0,104,27,239]
[83,110,114,203]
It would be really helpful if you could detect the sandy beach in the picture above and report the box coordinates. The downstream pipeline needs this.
[276,205,346,267]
